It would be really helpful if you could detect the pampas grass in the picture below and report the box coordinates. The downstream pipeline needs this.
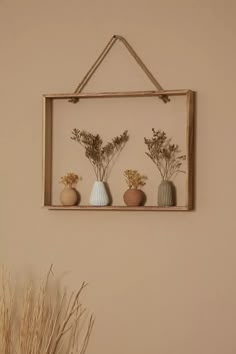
[0,266,94,354]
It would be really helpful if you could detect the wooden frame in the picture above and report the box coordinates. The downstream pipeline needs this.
[42,89,194,211]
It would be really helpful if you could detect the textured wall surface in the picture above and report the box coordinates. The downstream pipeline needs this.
[1,1,236,353]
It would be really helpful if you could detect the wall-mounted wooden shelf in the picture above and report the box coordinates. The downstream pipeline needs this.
[42,90,194,211]
[42,35,194,211]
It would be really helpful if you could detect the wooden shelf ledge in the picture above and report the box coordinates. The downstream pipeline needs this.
[45,206,190,211]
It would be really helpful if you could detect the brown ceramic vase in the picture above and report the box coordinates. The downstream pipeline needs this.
[60,184,79,206]
[123,188,144,206]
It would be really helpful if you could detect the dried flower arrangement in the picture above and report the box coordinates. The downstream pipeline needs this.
[60,172,80,186]
[144,129,186,181]
[0,266,94,354]
[71,129,129,181]
[124,169,147,189]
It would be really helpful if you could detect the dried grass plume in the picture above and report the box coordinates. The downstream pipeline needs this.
[0,266,94,354]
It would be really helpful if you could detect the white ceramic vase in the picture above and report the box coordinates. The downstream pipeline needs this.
[89,181,109,206]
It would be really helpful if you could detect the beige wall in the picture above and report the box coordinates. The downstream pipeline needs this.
[1,1,236,353]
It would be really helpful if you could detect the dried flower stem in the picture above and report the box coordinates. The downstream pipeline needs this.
[144,129,186,181]
[60,173,80,187]
[124,170,147,189]
[71,129,129,182]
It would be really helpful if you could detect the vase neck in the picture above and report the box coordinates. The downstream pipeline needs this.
[95,180,104,185]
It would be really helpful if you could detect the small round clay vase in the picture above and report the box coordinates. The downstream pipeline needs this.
[60,184,79,206]
[123,188,144,207]
[157,180,174,207]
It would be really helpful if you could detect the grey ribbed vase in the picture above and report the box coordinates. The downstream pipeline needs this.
[157,180,174,207]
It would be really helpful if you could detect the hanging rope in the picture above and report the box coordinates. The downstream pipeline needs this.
[70,35,170,103]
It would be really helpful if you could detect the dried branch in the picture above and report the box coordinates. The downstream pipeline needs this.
[71,129,129,182]
[144,129,186,181]
[124,170,147,189]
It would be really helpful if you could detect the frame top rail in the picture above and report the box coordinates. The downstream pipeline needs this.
[43,90,191,99]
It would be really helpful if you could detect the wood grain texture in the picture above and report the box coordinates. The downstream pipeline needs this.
[186,90,195,210]
[42,97,53,206]
[43,90,189,99]
[46,206,189,211]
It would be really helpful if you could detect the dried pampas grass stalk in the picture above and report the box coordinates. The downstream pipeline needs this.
[0,266,94,354]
